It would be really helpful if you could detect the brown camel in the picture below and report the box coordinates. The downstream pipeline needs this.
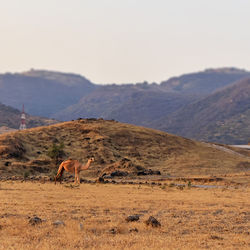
[54,157,94,184]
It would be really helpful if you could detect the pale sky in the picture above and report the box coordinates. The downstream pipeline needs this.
[0,0,250,84]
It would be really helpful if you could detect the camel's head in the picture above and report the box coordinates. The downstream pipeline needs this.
[89,157,95,162]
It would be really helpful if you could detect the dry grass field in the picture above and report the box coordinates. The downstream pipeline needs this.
[0,119,249,249]
[0,180,249,249]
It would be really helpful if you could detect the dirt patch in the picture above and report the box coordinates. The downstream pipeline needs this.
[100,158,144,177]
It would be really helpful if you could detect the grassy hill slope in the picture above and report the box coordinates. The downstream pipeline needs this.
[0,119,249,178]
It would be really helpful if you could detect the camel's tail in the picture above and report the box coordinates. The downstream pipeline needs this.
[54,163,65,185]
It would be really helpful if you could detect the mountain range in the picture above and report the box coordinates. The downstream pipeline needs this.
[152,78,250,144]
[0,67,249,144]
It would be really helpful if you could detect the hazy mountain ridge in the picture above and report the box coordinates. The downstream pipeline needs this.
[102,90,197,127]
[22,69,92,87]
[153,78,250,144]
[0,70,97,117]
[160,67,250,94]
[53,83,197,124]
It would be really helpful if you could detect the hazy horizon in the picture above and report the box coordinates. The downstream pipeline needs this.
[1,0,250,84]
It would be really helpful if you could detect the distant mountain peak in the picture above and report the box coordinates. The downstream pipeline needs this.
[23,68,80,76]
[204,67,248,74]
[160,67,250,95]
[21,69,92,86]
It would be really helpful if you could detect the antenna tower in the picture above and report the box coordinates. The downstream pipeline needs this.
[19,104,27,130]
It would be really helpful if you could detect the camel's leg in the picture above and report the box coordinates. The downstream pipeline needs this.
[77,172,80,184]
[59,168,65,184]
[75,169,80,184]
[74,168,78,184]
[55,164,64,184]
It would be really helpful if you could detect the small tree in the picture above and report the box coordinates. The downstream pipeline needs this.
[47,142,65,166]
[23,170,30,180]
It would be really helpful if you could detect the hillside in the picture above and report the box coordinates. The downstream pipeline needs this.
[54,83,197,125]
[0,102,57,130]
[0,70,97,117]
[160,67,250,95]
[0,126,16,134]
[153,78,250,144]
[1,68,249,145]
[0,119,249,178]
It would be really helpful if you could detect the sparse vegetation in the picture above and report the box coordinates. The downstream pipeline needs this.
[23,170,30,180]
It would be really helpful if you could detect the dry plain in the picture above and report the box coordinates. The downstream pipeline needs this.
[0,179,249,250]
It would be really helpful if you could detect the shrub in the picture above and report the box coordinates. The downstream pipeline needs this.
[23,170,30,179]
[47,142,65,166]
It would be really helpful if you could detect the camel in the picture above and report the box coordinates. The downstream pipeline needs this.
[54,157,94,184]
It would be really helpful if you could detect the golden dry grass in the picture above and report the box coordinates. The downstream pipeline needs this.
[0,181,249,249]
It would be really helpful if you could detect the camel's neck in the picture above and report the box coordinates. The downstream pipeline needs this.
[81,160,92,170]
